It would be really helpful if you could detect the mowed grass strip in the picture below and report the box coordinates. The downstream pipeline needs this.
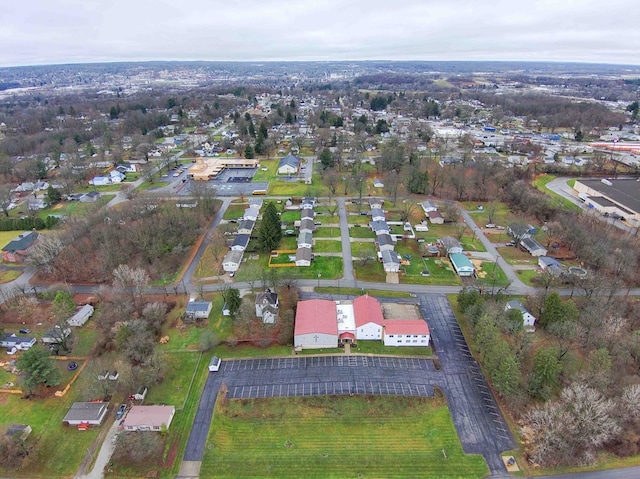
[202,395,487,479]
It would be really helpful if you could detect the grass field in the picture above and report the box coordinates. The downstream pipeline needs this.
[315,287,414,299]
[313,240,342,253]
[353,341,432,356]
[348,226,376,238]
[201,395,488,479]
[314,226,341,237]
[532,174,581,211]
[37,196,112,219]
[222,204,247,220]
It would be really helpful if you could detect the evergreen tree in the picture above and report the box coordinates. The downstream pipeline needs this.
[244,144,255,159]
[17,347,62,394]
[318,148,334,170]
[257,202,282,252]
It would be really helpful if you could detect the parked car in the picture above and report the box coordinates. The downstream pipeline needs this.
[19,328,31,334]
[115,404,127,420]
[485,224,496,228]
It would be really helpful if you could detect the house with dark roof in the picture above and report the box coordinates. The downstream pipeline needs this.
[295,247,312,266]
[300,207,314,221]
[2,231,39,263]
[298,218,315,234]
[185,300,213,320]
[368,198,383,209]
[300,197,316,209]
[231,234,250,251]
[277,154,301,175]
[369,220,390,235]
[297,231,313,249]
[255,289,279,324]
[63,402,109,426]
[505,300,536,328]
[538,256,563,276]
[427,210,445,224]
[439,236,463,254]
[375,233,396,252]
[520,237,548,257]
[0,334,36,350]
[370,208,385,222]
[237,219,255,235]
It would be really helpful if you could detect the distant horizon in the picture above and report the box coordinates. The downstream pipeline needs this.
[2,58,640,71]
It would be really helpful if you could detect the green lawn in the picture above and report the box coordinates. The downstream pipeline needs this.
[350,241,376,258]
[145,352,201,408]
[476,261,510,288]
[280,211,300,223]
[315,287,414,299]
[314,226,341,238]
[222,204,247,220]
[201,395,488,479]
[354,259,386,282]
[268,180,328,197]
[516,269,539,286]
[532,174,581,211]
[38,196,111,219]
[346,214,371,225]
[348,226,376,238]
[353,341,432,356]
[313,240,342,253]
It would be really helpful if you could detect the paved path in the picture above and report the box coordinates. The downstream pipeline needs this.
[74,419,119,479]
[337,197,355,282]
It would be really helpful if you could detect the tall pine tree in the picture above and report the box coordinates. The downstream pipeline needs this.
[257,202,282,252]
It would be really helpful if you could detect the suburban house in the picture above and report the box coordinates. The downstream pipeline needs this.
[415,222,429,232]
[301,197,316,209]
[420,200,438,214]
[507,223,535,241]
[520,237,548,257]
[449,253,475,277]
[243,206,260,221]
[63,402,109,426]
[369,220,390,235]
[89,176,110,186]
[375,233,396,252]
[255,289,279,324]
[427,210,445,224]
[538,256,563,276]
[295,247,312,266]
[294,299,339,349]
[67,304,94,327]
[0,334,36,351]
[298,218,315,233]
[277,154,301,175]
[354,295,384,340]
[248,198,263,209]
[300,208,314,220]
[383,320,430,347]
[80,191,101,203]
[237,219,255,235]
[122,405,175,432]
[380,249,401,273]
[41,325,71,344]
[222,250,243,272]
[2,231,39,263]
[439,237,463,255]
[185,300,213,320]
[505,300,537,328]
[297,231,313,249]
[231,234,250,251]
[370,208,386,222]
[368,198,383,209]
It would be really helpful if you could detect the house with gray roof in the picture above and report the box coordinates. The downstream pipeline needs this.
[380,249,400,273]
[231,234,250,251]
[297,231,313,249]
[295,247,312,266]
[520,237,547,257]
[277,154,301,175]
[63,402,109,426]
[375,233,396,252]
[2,231,39,263]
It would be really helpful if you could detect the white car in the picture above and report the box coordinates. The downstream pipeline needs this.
[209,356,222,372]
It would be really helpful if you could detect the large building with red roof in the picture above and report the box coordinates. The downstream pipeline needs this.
[294,295,430,350]
[294,299,339,349]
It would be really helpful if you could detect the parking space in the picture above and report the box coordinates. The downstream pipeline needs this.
[221,355,434,371]
[228,381,434,399]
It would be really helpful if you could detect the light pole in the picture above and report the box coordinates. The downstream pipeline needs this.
[317,273,321,289]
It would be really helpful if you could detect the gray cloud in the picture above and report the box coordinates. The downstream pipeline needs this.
[0,0,639,66]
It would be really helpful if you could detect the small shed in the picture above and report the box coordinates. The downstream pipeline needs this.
[5,424,32,441]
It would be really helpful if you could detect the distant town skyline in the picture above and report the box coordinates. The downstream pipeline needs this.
[1,0,639,68]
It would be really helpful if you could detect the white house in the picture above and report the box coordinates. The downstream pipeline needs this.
[383,320,430,347]
[89,176,110,186]
[222,250,244,272]
[505,300,537,328]
[439,237,463,255]
[67,304,94,327]
[63,402,109,426]
[449,253,475,277]
[185,300,213,320]
[420,201,438,213]
[123,405,175,432]
[255,289,279,324]
[368,198,383,209]
[0,334,36,350]
[427,210,445,224]
[369,220,390,235]
[300,208,314,221]
[380,249,400,273]
[354,295,384,340]
[375,234,396,252]
[231,234,250,251]
[295,247,312,266]
[109,170,125,183]
[538,256,562,276]
[243,206,260,222]
[297,232,313,249]
[415,223,429,232]
[237,219,255,235]
[298,218,315,234]
[277,154,300,175]
[520,237,548,257]
[370,208,386,222]
[300,197,316,209]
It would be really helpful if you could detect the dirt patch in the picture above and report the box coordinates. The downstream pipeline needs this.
[381,303,421,320]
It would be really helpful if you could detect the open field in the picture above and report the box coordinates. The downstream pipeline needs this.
[353,341,432,356]
[35,196,112,219]
[201,395,488,479]
[533,174,582,211]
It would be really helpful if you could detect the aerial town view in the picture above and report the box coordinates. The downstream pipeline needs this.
[1,1,640,479]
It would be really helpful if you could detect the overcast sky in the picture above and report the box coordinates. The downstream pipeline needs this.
[1,0,639,67]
